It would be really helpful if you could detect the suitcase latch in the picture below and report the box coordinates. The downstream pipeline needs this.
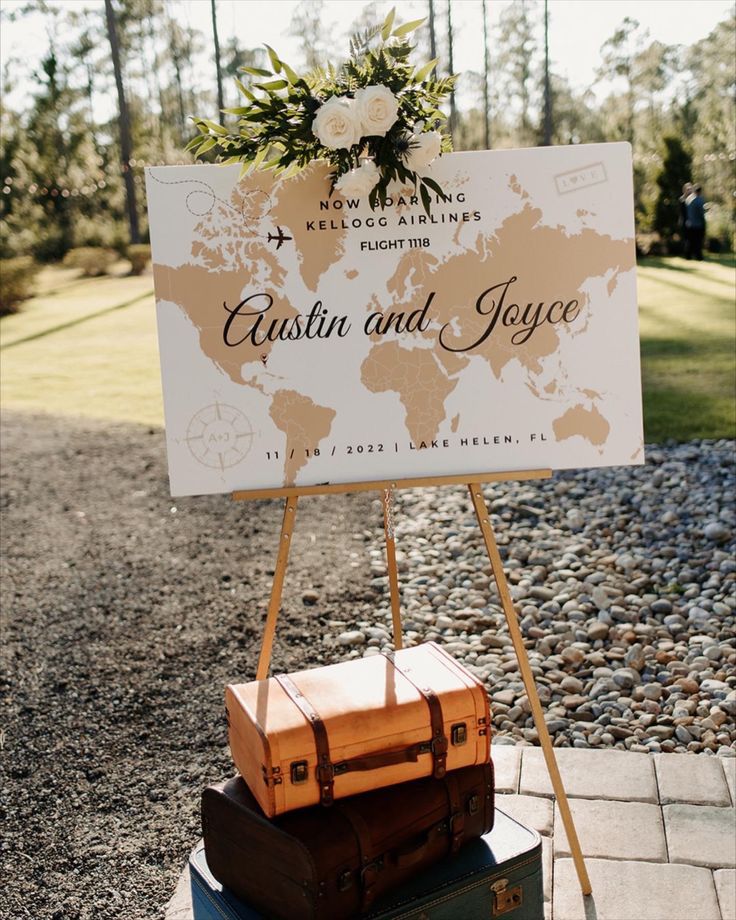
[491,878,523,915]
[451,723,467,746]
[290,760,309,784]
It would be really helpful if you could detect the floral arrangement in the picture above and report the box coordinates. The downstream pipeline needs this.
[187,9,457,212]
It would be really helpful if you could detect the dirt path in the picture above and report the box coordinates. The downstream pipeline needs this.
[0,410,377,920]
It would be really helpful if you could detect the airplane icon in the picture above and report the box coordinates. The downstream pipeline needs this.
[267,226,293,249]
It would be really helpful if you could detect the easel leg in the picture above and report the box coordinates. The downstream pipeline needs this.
[382,488,403,650]
[467,484,593,897]
[256,496,299,680]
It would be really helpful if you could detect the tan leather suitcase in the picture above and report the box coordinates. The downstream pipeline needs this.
[225,642,491,818]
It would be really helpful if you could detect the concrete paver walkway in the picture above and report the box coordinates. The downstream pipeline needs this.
[166,748,736,920]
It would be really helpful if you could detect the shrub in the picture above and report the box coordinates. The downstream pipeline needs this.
[62,247,117,277]
[0,256,40,315]
[127,244,151,276]
[635,232,665,258]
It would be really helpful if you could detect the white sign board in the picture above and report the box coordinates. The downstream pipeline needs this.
[146,144,643,497]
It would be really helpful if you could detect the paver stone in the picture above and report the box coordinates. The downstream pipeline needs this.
[496,793,554,836]
[492,744,521,794]
[664,804,736,869]
[655,753,731,806]
[553,858,721,920]
[714,869,736,920]
[554,799,667,862]
[722,758,736,807]
[520,747,657,802]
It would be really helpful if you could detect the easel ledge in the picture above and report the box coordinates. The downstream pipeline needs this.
[232,468,552,501]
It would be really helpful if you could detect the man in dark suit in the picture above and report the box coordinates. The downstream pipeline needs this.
[686,186,706,261]
[679,182,693,256]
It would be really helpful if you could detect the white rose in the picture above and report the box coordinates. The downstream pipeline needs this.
[354,84,399,136]
[335,160,380,198]
[403,130,442,173]
[312,96,362,150]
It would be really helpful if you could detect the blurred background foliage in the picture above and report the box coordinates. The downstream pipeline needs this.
[0,0,734,267]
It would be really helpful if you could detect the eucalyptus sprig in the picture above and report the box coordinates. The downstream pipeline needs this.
[186,9,457,213]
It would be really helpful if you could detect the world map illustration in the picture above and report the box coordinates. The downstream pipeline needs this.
[147,146,643,496]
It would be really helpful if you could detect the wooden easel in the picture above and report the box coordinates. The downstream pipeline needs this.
[233,470,592,896]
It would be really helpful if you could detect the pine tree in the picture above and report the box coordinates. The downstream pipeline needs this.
[653,136,692,254]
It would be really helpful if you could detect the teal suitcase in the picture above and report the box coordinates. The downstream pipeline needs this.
[189,807,542,919]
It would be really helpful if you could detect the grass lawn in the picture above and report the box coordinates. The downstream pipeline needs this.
[1,268,163,427]
[1,256,734,441]
[637,254,735,441]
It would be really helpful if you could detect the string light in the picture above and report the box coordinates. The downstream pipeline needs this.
[0,151,732,199]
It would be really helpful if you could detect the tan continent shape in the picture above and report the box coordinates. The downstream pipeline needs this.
[385,200,635,381]
[269,389,336,486]
[153,260,296,385]
[361,341,459,446]
[553,403,610,446]
[270,163,347,293]
[153,170,299,385]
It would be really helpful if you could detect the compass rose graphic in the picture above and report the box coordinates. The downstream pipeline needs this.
[185,402,254,471]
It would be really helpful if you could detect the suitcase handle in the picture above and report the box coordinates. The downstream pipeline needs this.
[393,830,432,868]
[334,740,431,775]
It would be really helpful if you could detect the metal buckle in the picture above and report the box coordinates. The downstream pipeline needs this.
[316,762,334,784]
[431,735,448,756]
[337,869,352,892]
[360,860,382,889]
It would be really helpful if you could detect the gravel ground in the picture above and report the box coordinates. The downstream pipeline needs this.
[0,411,376,920]
[338,440,736,757]
[2,411,734,919]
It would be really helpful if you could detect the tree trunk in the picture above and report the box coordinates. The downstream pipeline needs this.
[446,0,457,140]
[482,0,491,149]
[542,0,552,145]
[104,0,139,245]
[428,0,437,60]
[211,0,225,117]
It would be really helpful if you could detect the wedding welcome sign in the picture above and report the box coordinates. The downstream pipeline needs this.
[146,143,643,497]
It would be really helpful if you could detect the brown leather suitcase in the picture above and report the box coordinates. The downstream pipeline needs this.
[225,642,491,817]
[202,763,494,919]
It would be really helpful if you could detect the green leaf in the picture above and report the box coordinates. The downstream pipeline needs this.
[414,58,438,82]
[184,135,203,152]
[239,65,272,77]
[199,119,228,135]
[221,156,243,165]
[234,79,255,100]
[419,182,431,215]
[222,106,252,115]
[197,137,218,155]
[422,175,448,201]
[281,61,300,84]
[255,79,289,91]
[392,18,425,38]
[252,146,270,169]
[262,154,283,170]
[381,7,396,41]
[264,44,282,73]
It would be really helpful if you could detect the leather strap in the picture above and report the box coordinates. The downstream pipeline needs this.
[275,675,334,806]
[444,770,465,852]
[338,801,380,910]
[382,651,448,779]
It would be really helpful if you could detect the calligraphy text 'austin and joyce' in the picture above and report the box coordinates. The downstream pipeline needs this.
[222,277,581,352]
